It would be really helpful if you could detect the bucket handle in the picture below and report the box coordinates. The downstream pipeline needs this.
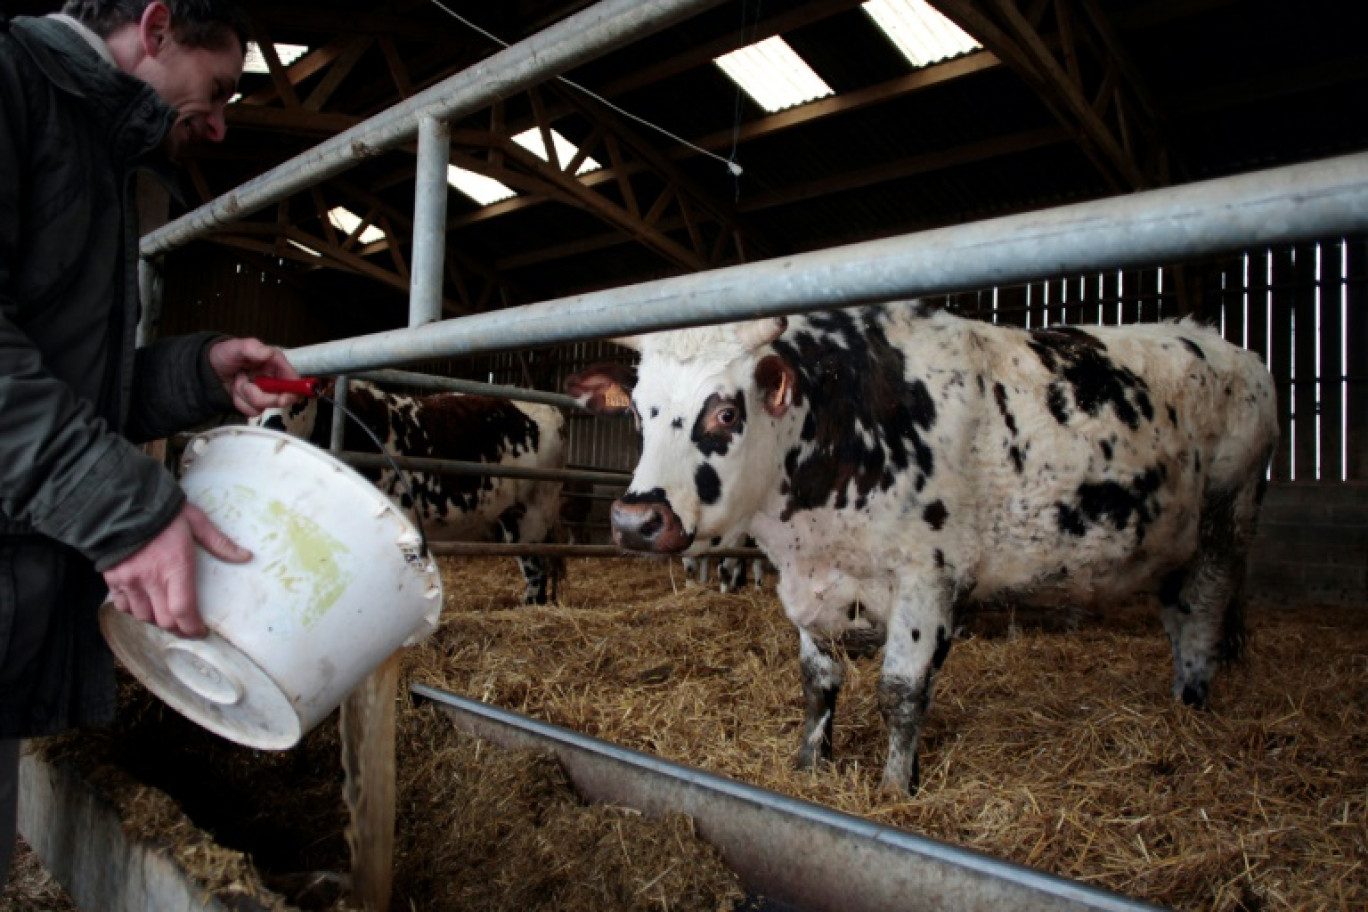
[253,377,430,558]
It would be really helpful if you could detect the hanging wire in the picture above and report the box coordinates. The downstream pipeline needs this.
[425,0,744,177]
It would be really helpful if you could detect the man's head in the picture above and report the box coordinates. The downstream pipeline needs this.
[63,1,248,157]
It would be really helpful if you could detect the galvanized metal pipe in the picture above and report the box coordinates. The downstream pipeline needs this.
[424,542,759,558]
[410,117,450,328]
[413,685,1166,912]
[139,0,729,258]
[286,151,1368,375]
[356,368,583,410]
[343,451,629,485]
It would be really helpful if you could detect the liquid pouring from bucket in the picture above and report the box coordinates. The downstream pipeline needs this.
[252,375,430,558]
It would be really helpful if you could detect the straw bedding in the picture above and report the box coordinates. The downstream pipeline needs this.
[20,554,1368,911]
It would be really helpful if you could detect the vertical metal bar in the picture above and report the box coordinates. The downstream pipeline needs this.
[331,375,350,455]
[411,117,450,328]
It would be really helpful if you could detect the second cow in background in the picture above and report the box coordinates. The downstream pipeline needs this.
[257,379,567,605]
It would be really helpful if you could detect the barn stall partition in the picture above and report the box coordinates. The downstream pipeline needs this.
[14,0,1368,909]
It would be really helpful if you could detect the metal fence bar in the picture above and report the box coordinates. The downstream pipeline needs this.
[139,0,729,258]
[410,116,450,328]
[343,451,629,485]
[284,152,1368,375]
[355,368,583,410]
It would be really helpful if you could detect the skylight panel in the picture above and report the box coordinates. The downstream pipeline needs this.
[242,41,310,76]
[512,128,601,175]
[326,207,386,245]
[714,36,834,113]
[863,0,980,68]
[446,166,517,207]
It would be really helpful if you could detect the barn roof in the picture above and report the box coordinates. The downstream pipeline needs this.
[11,0,1368,324]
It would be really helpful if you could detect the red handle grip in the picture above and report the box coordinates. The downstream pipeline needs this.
[253,376,322,397]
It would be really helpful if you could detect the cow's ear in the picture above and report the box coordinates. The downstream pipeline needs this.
[756,354,796,418]
[565,363,636,416]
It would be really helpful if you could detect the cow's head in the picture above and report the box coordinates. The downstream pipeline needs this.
[566,318,798,555]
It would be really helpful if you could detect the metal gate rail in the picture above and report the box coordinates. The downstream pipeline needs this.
[411,684,1168,912]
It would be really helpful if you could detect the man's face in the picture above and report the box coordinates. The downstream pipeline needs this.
[134,28,243,159]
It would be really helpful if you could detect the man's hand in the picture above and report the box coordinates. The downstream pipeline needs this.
[103,503,251,638]
[208,337,303,418]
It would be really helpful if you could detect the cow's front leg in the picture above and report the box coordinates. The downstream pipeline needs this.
[796,628,844,771]
[878,582,954,794]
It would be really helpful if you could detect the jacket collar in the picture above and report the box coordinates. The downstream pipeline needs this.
[10,16,181,195]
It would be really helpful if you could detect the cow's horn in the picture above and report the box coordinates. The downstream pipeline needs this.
[738,317,787,350]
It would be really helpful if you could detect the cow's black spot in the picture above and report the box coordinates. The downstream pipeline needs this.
[650,406,660,418]
[1055,467,1166,542]
[1180,337,1206,360]
[1030,328,1153,429]
[620,487,669,506]
[911,628,921,642]
[1100,440,1113,461]
[993,382,1018,436]
[709,536,722,547]
[1167,405,1178,426]
[923,500,948,530]
[696,463,722,505]
[1009,445,1025,474]
[773,307,937,521]
[671,417,683,429]
[1046,383,1071,424]
[933,548,945,569]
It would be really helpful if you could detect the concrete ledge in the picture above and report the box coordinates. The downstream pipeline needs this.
[17,748,271,912]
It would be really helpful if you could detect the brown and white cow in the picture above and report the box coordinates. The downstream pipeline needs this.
[257,379,567,605]
[567,301,1278,793]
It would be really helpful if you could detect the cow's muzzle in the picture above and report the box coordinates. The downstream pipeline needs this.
[611,499,692,553]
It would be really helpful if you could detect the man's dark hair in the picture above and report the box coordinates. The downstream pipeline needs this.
[60,1,248,52]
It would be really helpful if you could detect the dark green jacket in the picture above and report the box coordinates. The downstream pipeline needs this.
[0,15,236,737]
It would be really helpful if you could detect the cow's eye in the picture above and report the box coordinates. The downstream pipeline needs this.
[715,406,738,428]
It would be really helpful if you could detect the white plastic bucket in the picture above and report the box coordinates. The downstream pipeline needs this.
[99,425,443,750]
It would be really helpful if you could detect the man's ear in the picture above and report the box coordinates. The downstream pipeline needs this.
[140,1,172,57]
[755,354,797,418]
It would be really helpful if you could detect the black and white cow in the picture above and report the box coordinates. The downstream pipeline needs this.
[257,379,567,605]
[567,302,1278,793]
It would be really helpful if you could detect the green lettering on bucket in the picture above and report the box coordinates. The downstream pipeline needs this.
[262,499,352,626]
[194,484,354,628]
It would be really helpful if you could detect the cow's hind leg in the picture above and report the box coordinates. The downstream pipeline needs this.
[1160,483,1257,708]
[797,629,844,771]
